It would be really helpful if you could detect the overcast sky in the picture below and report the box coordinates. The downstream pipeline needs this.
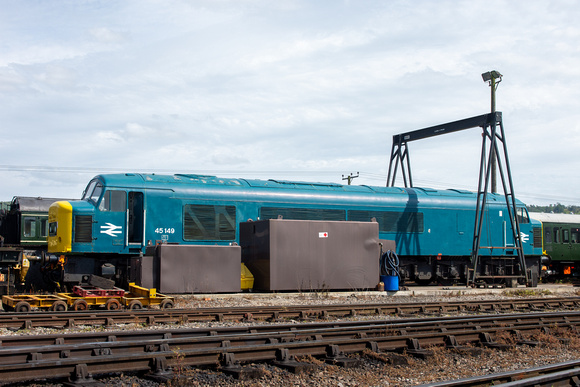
[1,0,579,205]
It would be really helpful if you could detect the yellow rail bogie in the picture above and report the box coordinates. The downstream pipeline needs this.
[57,293,122,307]
[2,294,67,310]
[121,283,174,308]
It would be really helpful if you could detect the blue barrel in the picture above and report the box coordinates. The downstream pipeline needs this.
[381,275,399,292]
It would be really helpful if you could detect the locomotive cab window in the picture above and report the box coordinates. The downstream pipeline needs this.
[183,204,236,241]
[516,208,530,224]
[82,180,104,205]
[49,221,57,237]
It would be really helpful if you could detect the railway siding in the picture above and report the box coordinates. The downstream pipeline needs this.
[0,311,579,385]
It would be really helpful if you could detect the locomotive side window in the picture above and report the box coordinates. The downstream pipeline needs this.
[183,204,236,241]
[260,207,346,221]
[348,210,424,233]
[100,190,127,212]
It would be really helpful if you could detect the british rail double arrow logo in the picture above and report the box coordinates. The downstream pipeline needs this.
[100,223,123,237]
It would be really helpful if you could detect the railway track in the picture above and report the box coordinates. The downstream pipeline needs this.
[1,296,579,330]
[0,311,579,385]
[423,359,580,386]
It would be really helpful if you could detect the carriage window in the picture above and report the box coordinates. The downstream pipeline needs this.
[348,210,424,233]
[260,207,346,221]
[554,228,561,243]
[544,227,552,243]
[563,229,570,243]
[40,219,48,238]
[23,217,36,237]
[183,204,236,241]
[100,190,127,212]
[572,228,580,243]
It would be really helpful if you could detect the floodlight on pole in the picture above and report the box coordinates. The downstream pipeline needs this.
[482,70,502,193]
[481,70,502,84]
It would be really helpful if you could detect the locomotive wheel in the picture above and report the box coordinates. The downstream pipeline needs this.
[484,278,505,287]
[51,300,68,312]
[128,300,143,310]
[14,301,31,313]
[506,278,518,288]
[160,299,174,309]
[72,299,89,311]
[105,299,122,311]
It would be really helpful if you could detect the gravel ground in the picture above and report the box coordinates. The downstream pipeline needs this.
[6,286,580,387]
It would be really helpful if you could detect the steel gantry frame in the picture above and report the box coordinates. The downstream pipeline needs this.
[386,112,529,286]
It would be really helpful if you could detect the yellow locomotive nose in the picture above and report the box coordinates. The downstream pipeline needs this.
[48,201,73,253]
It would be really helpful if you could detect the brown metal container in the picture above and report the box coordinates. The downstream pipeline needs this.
[134,244,241,293]
[240,219,380,291]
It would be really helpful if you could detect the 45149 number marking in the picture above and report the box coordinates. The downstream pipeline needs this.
[155,228,175,234]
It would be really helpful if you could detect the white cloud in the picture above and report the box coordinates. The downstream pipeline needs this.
[96,131,125,144]
[0,0,579,205]
[89,28,129,44]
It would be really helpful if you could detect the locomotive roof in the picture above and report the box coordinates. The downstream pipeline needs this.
[529,212,580,224]
[10,196,72,212]
[93,173,515,203]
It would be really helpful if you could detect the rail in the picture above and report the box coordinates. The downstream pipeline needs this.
[0,311,579,384]
[1,296,579,330]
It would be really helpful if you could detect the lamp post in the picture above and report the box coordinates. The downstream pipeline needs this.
[481,70,502,193]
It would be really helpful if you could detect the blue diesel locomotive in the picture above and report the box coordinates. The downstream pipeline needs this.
[46,173,542,289]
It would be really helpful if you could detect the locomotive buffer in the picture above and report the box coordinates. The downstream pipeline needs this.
[386,112,530,286]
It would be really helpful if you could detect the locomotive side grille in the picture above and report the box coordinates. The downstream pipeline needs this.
[533,227,542,248]
[74,215,93,243]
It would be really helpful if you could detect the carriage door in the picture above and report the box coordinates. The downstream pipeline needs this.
[128,192,144,246]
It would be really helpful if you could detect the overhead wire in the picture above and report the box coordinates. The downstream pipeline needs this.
[0,165,576,205]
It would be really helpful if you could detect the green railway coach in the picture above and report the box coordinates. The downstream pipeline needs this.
[529,212,580,278]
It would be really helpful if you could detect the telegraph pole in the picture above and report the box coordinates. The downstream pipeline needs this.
[342,172,359,185]
[482,70,502,193]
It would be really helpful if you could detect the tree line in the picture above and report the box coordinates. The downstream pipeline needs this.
[528,203,579,214]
